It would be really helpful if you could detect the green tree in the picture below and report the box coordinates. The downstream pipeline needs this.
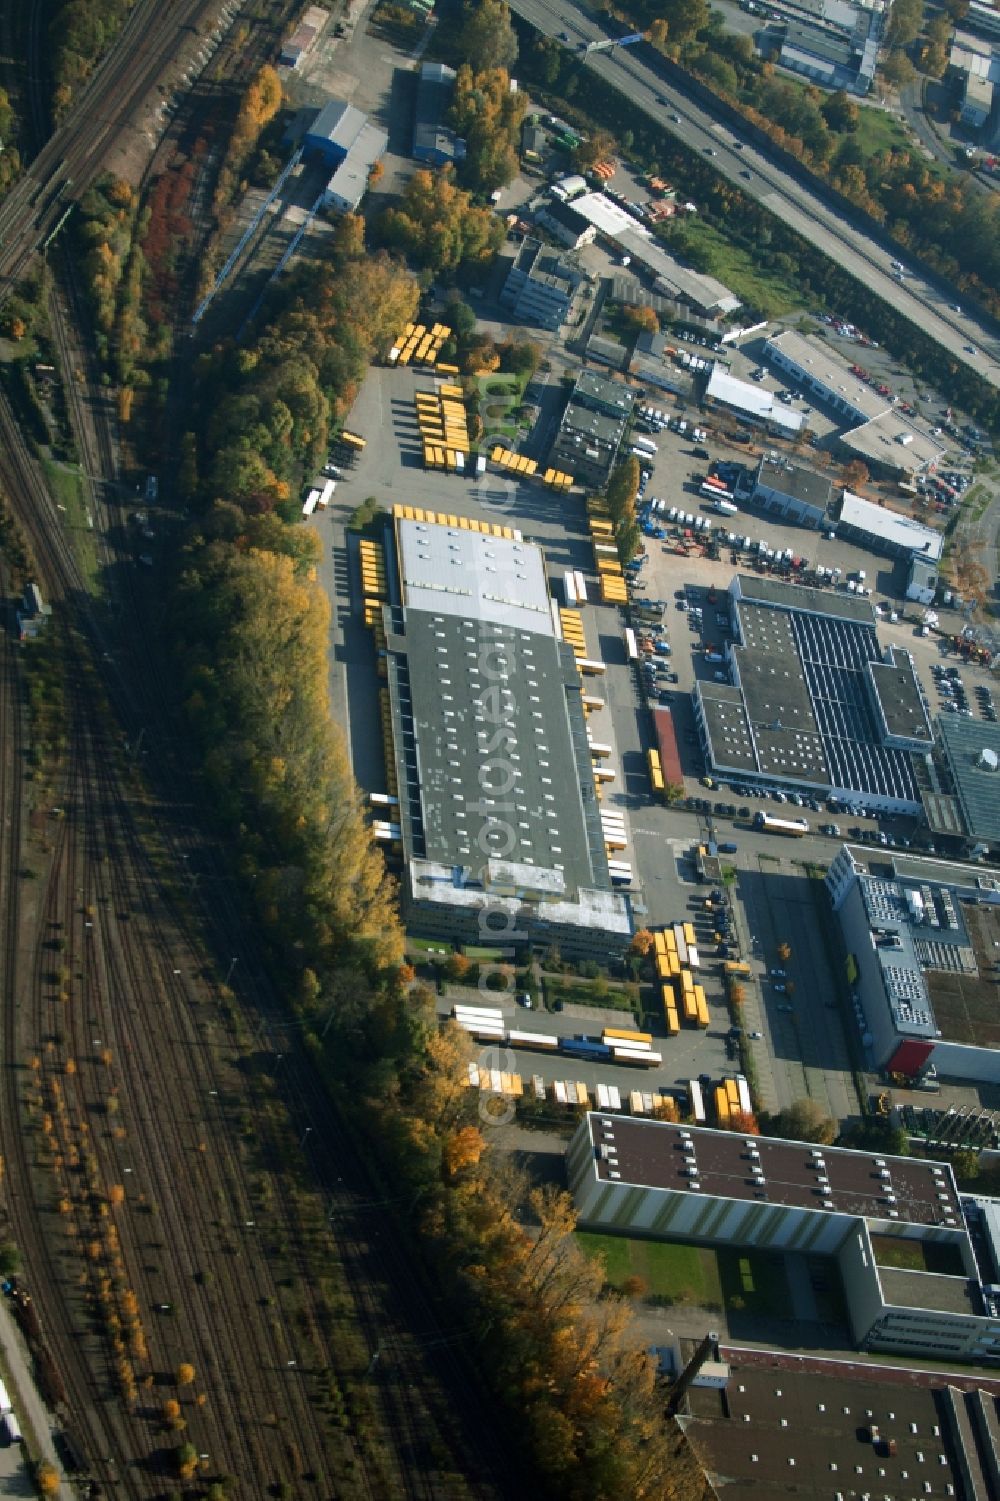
[880,48,917,87]
[456,0,518,71]
[664,782,685,805]
[769,1097,837,1145]
[886,0,923,48]
[951,1148,980,1183]
[821,90,859,133]
[605,456,640,527]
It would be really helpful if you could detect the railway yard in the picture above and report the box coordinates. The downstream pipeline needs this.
[0,4,517,1498]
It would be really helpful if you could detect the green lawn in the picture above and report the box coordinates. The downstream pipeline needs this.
[658,219,808,320]
[851,105,913,162]
[716,1248,792,1318]
[540,975,638,1014]
[870,1234,965,1277]
[476,374,526,444]
[578,1232,723,1308]
[42,459,101,596]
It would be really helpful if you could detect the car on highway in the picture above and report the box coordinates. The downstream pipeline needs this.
[770,968,786,979]
[749,1031,762,1039]
[705,147,717,156]
[775,1003,793,1013]
[965,345,978,356]
[741,170,752,179]
[671,112,681,122]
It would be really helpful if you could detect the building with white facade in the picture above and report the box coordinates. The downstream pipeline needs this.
[704,367,805,438]
[570,1112,1000,1364]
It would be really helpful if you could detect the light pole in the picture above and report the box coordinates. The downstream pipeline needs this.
[224,956,238,986]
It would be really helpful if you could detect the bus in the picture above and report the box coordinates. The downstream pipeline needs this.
[688,1078,706,1123]
[603,1029,653,1047]
[752,811,809,837]
[340,430,366,452]
[724,961,752,978]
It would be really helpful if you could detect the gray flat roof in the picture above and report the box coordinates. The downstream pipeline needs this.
[765,330,889,421]
[839,491,944,560]
[868,649,933,744]
[783,21,855,65]
[307,98,365,152]
[756,456,832,510]
[559,402,624,446]
[389,611,602,889]
[841,409,946,475]
[585,1114,963,1226]
[734,573,875,625]
[705,367,804,434]
[574,369,635,416]
[734,603,831,781]
[878,1265,977,1315]
[937,715,1000,843]
[397,519,553,634]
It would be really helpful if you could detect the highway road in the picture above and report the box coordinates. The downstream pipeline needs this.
[509,0,1000,393]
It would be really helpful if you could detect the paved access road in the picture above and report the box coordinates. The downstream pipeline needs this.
[508,0,1000,391]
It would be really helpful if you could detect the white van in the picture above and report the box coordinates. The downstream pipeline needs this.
[3,1412,21,1444]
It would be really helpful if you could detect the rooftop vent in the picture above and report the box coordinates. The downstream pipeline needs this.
[977,747,999,773]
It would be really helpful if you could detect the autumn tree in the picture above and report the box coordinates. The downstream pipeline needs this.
[770,1097,836,1144]
[377,169,505,275]
[176,1362,196,1387]
[450,65,526,192]
[841,458,869,491]
[36,1462,59,1495]
[443,1126,485,1179]
[629,929,654,957]
[776,941,791,962]
[621,304,659,334]
[573,129,617,173]
[664,782,685,805]
[605,455,640,529]
[821,90,859,133]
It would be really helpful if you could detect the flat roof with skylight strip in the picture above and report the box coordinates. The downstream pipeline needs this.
[397,518,553,634]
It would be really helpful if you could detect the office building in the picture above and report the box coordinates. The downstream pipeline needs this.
[765,330,945,475]
[549,371,635,489]
[694,575,928,813]
[499,238,583,331]
[680,1345,1000,1496]
[535,198,598,250]
[827,844,1000,1082]
[380,513,632,957]
[571,1111,1000,1363]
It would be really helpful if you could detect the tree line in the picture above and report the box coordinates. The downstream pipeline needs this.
[590,3,1000,324]
[168,198,706,1493]
[47,0,134,117]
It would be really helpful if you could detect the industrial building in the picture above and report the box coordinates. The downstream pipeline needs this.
[679,1345,1000,1498]
[535,198,599,250]
[776,0,882,94]
[412,62,466,167]
[826,844,1000,1082]
[962,72,995,128]
[549,371,635,489]
[378,514,632,957]
[570,1111,1000,1363]
[925,715,1000,858]
[751,454,832,527]
[499,238,584,331]
[303,100,388,213]
[278,4,330,69]
[837,489,944,567]
[703,366,805,439]
[765,330,945,475]
[544,191,740,316]
[694,575,929,812]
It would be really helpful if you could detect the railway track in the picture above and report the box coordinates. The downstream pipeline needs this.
[0,5,521,1494]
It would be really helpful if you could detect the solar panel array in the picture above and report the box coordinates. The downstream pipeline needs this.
[791,611,919,803]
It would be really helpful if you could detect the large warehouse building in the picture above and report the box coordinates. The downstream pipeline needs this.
[378,512,632,957]
[826,844,1000,1081]
[693,576,931,813]
[571,1111,1000,1364]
